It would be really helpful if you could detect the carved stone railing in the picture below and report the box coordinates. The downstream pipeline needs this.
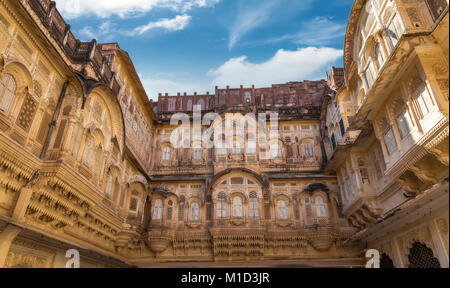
[24,0,120,91]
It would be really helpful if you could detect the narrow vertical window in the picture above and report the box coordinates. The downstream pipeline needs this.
[384,128,398,155]
[193,145,203,160]
[232,196,243,218]
[197,99,205,111]
[216,193,227,219]
[304,142,314,158]
[249,192,259,218]
[0,73,17,114]
[315,196,327,218]
[129,191,139,212]
[187,99,193,111]
[276,200,289,220]
[396,102,411,139]
[152,199,163,220]
[414,85,434,119]
[189,202,200,221]
[162,146,171,161]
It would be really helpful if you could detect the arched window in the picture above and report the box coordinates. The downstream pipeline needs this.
[105,173,113,198]
[193,144,203,160]
[408,242,441,268]
[276,200,289,220]
[189,202,200,221]
[187,99,193,111]
[129,190,139,212]
[304,142,314,158]
[0,73,17,114]
[83,136,94,167]
[232,140,242,155]
[162,146,171,161]
[216,192,227,219]
[249,192,259,218]
[232,196,243,218]
[315,196,327,218]
[152,199,163,220]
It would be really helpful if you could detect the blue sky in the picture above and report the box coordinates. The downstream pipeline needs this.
[55,0,354,100]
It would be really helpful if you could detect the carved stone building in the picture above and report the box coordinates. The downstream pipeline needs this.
[0,0,448,268]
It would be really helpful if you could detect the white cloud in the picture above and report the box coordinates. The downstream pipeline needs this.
[130,14,192,35]
[78,14,190,40]
[283,17,346,46]
[228,0,278,50]
[208,47,342,88]
[142,47,343,99]
[78,26,96,40]
[55,0,220,19]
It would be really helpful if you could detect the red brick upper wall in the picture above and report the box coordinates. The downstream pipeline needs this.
[154,80,331,116]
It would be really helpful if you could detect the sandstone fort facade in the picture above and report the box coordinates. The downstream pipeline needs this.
[0,0,448,268]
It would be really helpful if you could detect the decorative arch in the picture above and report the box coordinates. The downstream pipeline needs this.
[80,78,125,158]
[0,61,33,116]
[301,183,331,198]
[1,60,33,91]
[229,191,248,203]
[85,86,124,151]
[127,174,149,190]
[205,168,270,202]
[60,79,83,116]
[88,126,106,147]
[151,184,178,199]
[398,227,441,267]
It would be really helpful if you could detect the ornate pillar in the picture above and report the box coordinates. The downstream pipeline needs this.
[429,220,449,268]
[373,121,391,168]
[350,153,364,197]
[60,114,78,158]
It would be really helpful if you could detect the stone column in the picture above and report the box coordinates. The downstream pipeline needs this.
[60,115,77,159]
[12,187,34,221]
[392,237,405,268]
[0,225,21,268]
